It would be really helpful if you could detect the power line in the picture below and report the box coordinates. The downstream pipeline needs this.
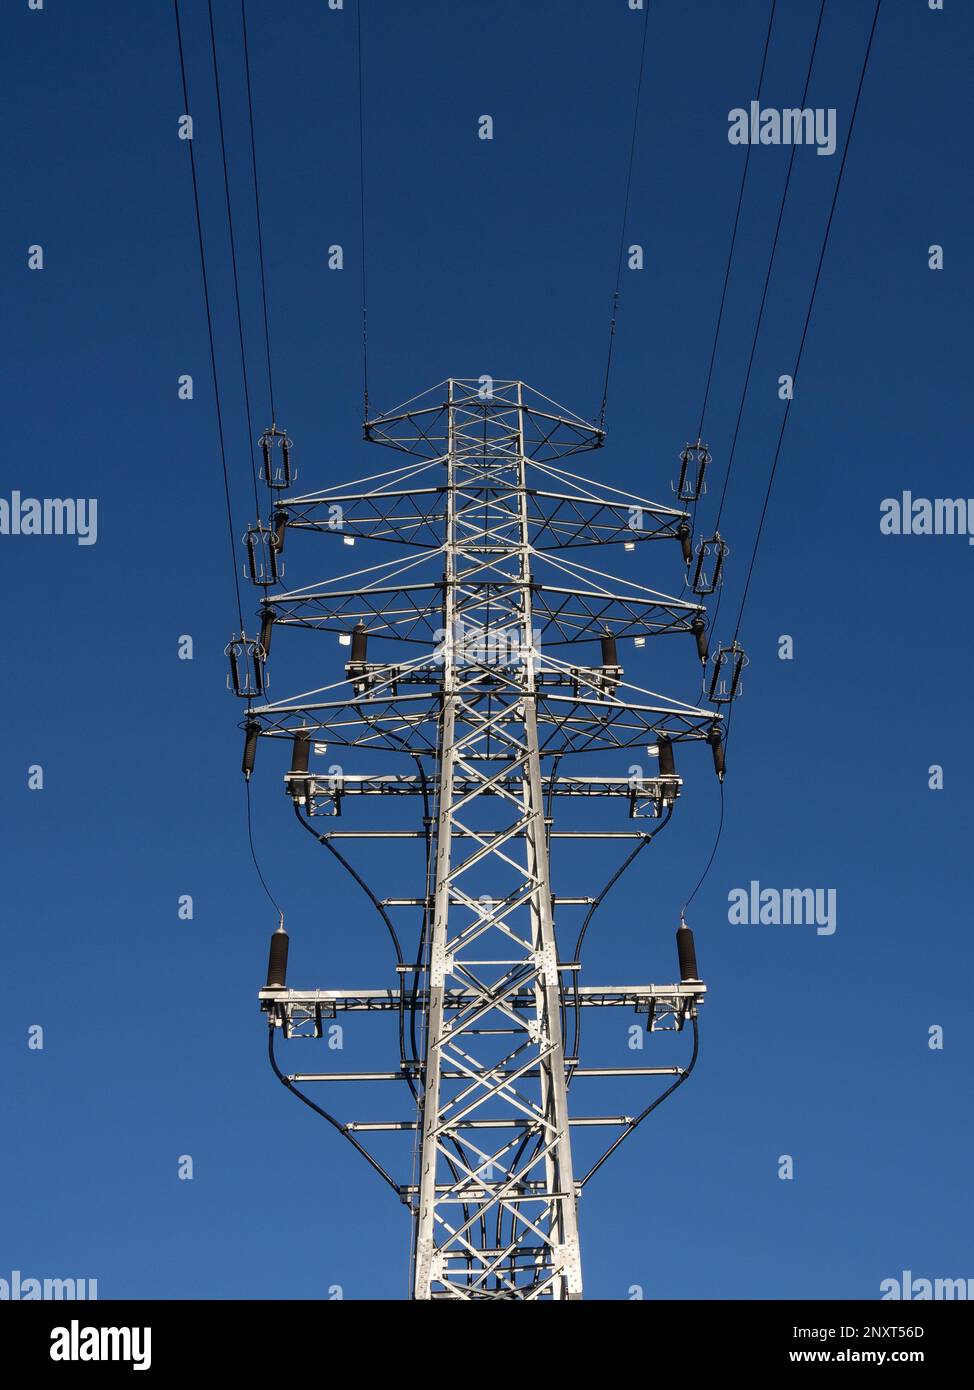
[708,0,827,554]
[683,0,883,911]
[175,0,285,929]
[241,0,278,428]
[733,0,883,643]
[678,0,778,587]
[207,0,262,521]
[357,0,371,421]
[696,0,778,443]
[597,0,651,431]
[246,780,284,922]
[173,0,244,632]
[683,761,725,915]
[679,0,827,904]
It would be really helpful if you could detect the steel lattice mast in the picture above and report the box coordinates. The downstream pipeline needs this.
[235,378,733,1299]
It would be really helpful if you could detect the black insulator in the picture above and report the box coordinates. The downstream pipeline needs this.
[600,631,618,668]
[693,533,726,595]
[228,644,242,696]
[290,732,310,775]
[259,608,275,657]
[708,640,747,703]
[677,522,692,565]
[268,536,280,583]
[289,732,310,803]
[281,437,292,485]
[676,921,700,982]
[273,511,287,553]
[657,733,676,779]
[242,720,259,779]
[350,621,368,665]
[251,648,264,694]
[266,925,289,989]
[246,533,259,583]
[708,724,725,782]
[260,436,273,485]
[691,616,709,665]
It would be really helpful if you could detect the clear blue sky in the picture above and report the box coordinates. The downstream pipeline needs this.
[3,0,971,1300]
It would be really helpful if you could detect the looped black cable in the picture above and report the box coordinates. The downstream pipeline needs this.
[292,800,417,1105]
[579,1015,699,1189]
[566,803,674,1079]
[293,801,403,965]
[267,1022,402,1197]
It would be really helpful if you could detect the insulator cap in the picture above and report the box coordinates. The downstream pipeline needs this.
[242,720,259,779]
[657,733,676,779]
[677,522,692,565]
[600,630,619,668]
[350,621,368,665]
[676,920,700,982]
[266,925,289,989]
[691,616,709,665]
[708,724,725,781]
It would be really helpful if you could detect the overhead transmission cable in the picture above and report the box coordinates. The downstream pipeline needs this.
[696,0,778,445]
[678,0,777,593]
[207,0,262,521]
[683,0,883,912]
[706,0,827,612]
[597,0,651,431]
[731,0,883,645]
[682,0,828,908]
[680,0,827,905]
[357,0,371,421]
[172,0,244,634]
[174,0,285,925]
[240,0,277,430]
[208,0,289,922]
[246,780,285,922]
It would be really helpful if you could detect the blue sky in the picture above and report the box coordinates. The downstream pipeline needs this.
[2,0,971,1300]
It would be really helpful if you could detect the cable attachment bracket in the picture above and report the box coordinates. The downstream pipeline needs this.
[707,639,747,703]
[672,440,711,502]
[226,631,267,697]
[259,425,295,490]
[692,531,728,595]
[243,522,284,586]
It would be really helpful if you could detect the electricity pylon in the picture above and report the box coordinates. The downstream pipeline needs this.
[236,378,731,1300]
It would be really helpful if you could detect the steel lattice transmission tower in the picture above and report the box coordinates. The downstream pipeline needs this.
[233,379,731,1300]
